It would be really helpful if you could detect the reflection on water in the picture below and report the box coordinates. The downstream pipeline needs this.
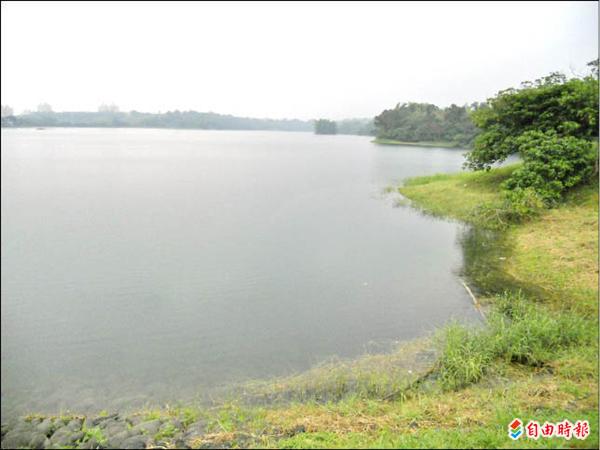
[457,226,546,300]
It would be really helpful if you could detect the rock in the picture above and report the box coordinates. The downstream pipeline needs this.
[184,420,206,439]
[103,421,127,436]
[174,438,191,449]
[121,435,149,449]
[28,432,48,449]
[36,418,54,436]
[106,429,132,448]
[66,419,83,432]
[50,428,84,447]
[126,416,143,427]
[132,419,161,435]
[14,420,35,433]
[90,413,119,427]
[1,429,32,449]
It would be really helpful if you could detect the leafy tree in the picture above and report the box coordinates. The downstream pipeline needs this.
[466,65,599,170]
[314,119,337,135]
[466,61,598,209]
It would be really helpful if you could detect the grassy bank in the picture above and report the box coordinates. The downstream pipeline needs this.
[3,166,597,449]
[372,138,461,148]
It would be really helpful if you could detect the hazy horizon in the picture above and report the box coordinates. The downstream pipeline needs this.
[1,1,598,120]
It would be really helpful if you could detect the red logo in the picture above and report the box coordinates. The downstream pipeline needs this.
[510,419,522,430]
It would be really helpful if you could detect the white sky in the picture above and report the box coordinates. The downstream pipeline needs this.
[1,1,598,120]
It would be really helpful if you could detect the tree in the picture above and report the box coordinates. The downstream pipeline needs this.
[98,103,120,113]
[1,105,14,117]
[465,62,598,204]
[466,63,599,170]
[314,119,337,135]
[37,103,53,113]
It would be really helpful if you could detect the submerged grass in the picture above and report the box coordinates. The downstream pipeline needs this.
[221,338,436,407]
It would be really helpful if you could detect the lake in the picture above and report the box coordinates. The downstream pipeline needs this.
[1,128,480,417]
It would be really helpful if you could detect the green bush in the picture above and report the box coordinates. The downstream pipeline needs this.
[503,130,597,203]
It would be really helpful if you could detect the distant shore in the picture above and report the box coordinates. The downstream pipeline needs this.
[371,138,462,148]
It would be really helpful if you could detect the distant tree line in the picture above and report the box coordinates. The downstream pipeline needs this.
[314,119,337,135]
[0,109,315,132]
[374,102,481,147]
[1,108,379,136]
[336,118,376,136]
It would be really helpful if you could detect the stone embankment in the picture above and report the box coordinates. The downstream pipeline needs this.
[1,412,207,449]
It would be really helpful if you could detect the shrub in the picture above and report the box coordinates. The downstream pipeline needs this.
[503,130,597,203]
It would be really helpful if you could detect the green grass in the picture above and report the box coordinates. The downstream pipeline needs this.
[435,291,593,391]
[398,164,518,224]
[154,422,178,441]
[372,138,462,148]
[79,424,108,446]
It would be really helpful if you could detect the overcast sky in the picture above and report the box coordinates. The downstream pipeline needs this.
[1,1,597,119]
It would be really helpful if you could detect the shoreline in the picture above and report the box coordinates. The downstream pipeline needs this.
[371,138,463,148]
[2,166,597,449]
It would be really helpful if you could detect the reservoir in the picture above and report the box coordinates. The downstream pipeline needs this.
[1,128,480,417]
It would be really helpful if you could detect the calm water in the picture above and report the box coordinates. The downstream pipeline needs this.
[1,128,479,416]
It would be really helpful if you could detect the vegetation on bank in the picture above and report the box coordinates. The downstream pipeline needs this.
[372,138,461,148]
[0,108,378,137]
[374,102,480,147]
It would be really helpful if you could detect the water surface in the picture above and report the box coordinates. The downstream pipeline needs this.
[1,128,479,416]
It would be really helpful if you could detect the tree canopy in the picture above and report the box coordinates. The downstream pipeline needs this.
[374,102,480,146]
[466,64,599,170]
[467,59,599,208]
